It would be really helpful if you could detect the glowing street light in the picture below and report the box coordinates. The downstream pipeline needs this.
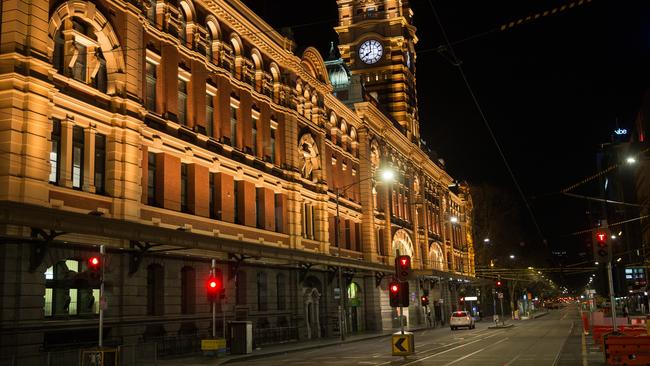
[626,156,637,165]
[380,168,395,183]
[450,216,459,224]
[509,254,515,259]
[483,238,490,243]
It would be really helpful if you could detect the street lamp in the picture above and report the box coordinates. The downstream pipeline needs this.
[483,238,490,243]
[509,254,515,260]
[626,156,637,165]
[334,166,395,340]
[450,216,459,224]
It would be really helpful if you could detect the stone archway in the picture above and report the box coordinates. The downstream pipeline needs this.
[303,287,321,339]
[429,242,445,271]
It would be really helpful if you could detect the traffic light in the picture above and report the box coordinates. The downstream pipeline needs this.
[206,273,223,302]
[395,255,412,281]
[592,226,612,262]
[420,295,429,306]
[496,280,502,288]
[389,280,409,307]
[87,255,102,286]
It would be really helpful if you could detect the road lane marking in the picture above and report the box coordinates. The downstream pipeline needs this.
[504,354,521,366]
[441,337,509,366]
[400,332,501,366]
[551,320,575,366]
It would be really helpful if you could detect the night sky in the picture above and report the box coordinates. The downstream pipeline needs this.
[243,0,650,289]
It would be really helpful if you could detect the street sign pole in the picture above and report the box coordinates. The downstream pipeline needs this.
[98,244,105,348]
[400,305,404,334]
[492,289,497,325]
[212,259,216,339]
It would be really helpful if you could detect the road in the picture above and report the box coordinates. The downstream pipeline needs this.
[238,305,598,366]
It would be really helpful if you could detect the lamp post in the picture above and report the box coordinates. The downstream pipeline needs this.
[334,166,395,341]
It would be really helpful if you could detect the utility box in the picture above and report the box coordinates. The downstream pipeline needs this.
[229,321,253,354]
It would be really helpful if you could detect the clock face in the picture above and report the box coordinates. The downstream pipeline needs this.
[359,40,383,64]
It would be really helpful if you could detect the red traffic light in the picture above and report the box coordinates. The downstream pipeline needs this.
[496,280,502,287]
[206,273,222,302]
[400,257,410,267]
[390,283,399,293]
[596,232,606,244]
[88,256,100,269]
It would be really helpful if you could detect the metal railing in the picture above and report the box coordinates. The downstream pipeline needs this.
[253,326,298,346]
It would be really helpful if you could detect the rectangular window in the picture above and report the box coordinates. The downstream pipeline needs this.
[209,173,215,219]
[233,180,239,224]
[251,115,258,156]
[94,134,106,194]
[256,188,263,229]
[274,193,282,232]
[147,152,157,205]
[181,163,188,213]
[50,119,61,183]
[178,78,188,125]
[145,61,157,111]
[72,126,84,189]
[206,94,214,137]
[230,106,237,148]
[270,125,276,164]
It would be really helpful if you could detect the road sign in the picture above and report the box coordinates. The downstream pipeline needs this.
[392,332,414,356]
[201,338,226,351]
[498,292,504,299]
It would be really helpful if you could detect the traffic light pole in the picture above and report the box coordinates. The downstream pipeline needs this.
[212,259,217,339]
[98,244,105,348]
[499,296,505,326]
[607,261,618,332]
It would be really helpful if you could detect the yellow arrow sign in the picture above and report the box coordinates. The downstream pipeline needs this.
[392,332,414,356]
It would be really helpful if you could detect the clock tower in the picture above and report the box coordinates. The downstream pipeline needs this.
[335,0,420,141]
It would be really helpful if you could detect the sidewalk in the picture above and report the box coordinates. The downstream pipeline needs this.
[157,325,435,366]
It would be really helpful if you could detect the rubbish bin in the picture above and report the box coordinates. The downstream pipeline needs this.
[229,321,253,354]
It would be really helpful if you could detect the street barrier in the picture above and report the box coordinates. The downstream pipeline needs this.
[595,326,647,350]
[604,334,650,365]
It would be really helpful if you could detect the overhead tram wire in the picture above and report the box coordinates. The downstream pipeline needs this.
[426,0,547,247]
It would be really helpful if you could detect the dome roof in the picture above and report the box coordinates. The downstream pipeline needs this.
[326,61,350,88]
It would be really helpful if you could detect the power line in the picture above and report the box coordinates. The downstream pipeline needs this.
[426,0,548,248]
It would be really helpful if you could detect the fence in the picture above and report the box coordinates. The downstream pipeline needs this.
[253,327,298,346]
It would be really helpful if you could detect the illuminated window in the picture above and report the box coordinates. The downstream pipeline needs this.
[72,126,84,189]
[49,119,61,184]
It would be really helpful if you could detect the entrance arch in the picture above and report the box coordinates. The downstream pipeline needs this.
[429,242,445,271]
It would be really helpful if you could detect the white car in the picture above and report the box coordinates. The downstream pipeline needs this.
[450,310,475,330]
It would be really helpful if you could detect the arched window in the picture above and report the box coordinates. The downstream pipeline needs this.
[92,49,108,93]
[181,266,195,314]
[147,0,156,23]
[257,272,268,311]
[206,32,213,61]
[179,9,187,44]
[276,273,286,311]
[53,30,65,73]
[147,263,165,315]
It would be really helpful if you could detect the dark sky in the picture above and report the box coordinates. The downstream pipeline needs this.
[243,0,650,289]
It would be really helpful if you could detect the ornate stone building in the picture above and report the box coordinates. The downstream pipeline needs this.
[0,0,474,362]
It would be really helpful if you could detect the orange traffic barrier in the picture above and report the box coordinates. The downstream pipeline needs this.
[604,334,650,365]
[594,326,646,350]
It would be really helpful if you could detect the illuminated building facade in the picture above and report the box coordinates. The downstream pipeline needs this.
[0,0,474,362]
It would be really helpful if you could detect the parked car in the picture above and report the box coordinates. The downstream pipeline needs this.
[450,310,475,330]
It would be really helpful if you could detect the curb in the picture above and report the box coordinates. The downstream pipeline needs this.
[216,327,431,365]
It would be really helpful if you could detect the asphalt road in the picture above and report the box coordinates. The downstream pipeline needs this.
[241,306,595,366]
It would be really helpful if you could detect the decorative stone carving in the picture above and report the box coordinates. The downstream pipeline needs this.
[369,140,380,169]
[298,133,320,180]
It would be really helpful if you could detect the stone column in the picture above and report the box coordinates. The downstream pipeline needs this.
[60,119,74,189]
[357,127,376,262]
